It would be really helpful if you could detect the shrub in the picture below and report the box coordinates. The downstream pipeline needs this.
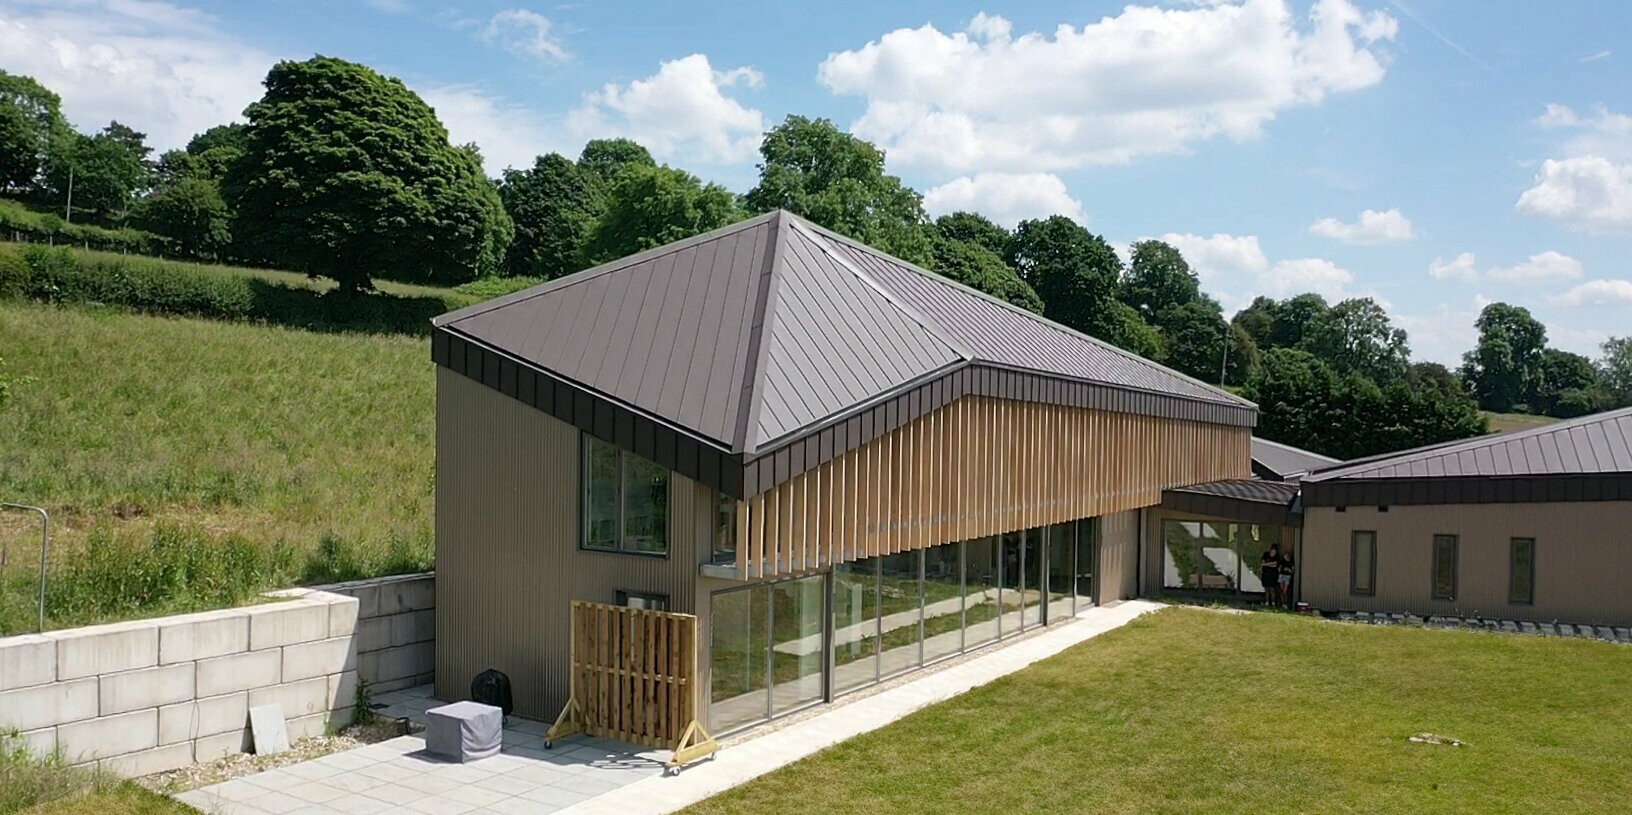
[0,198,156,255]
[453,275,542,301]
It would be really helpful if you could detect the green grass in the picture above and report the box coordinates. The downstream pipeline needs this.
[0,730,194,815]
[16,784,194,815]
[0,301,433,633]
[1482,411,1560,434]
[684,608,1632,815]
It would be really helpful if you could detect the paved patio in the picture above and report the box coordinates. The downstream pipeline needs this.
[175,685,665,815]
[175,601,1162,815]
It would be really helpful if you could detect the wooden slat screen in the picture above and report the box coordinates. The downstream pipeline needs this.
[735,394,1250,579]
[569,601,698,749]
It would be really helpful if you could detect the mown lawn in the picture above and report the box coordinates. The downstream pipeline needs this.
[0,301,433,632]
[1482,411,1558,434]
[684,608,1632,815]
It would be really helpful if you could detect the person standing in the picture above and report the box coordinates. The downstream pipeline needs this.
[1278,549,1296,609]
[1260,544,1281,606]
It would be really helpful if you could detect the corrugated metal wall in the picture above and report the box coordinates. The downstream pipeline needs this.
[1302,502,1632,626]
[1098,509,1140,601]
[434,369,714,719]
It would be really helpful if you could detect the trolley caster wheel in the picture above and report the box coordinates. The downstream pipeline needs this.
[543,740,553,750]
[667,766,681,776]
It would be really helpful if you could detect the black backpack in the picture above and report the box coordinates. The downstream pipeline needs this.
[470,668,514,717]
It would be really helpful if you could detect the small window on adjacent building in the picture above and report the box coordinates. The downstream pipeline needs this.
[582,434,669,556]
[1432,534,1458,600]
[1350,531,1376,596]
[712,492,737,564]
[616,590,669,611]
[1510,538,1535,605]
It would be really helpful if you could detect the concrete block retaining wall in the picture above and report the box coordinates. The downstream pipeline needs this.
[0,572,435,777]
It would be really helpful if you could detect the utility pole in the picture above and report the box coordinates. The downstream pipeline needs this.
[1219,321,1230,386]
[64,165,74,224]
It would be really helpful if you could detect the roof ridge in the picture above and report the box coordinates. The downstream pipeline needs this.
[789,215,1254,410]
[731,212,787,454]
[434,211,779,329]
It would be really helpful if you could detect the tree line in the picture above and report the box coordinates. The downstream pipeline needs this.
[2,57,1628,458]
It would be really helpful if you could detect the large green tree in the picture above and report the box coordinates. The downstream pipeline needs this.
[1007,215,1122,341]
[1460,302,1547,413]
[0,70,67,194]
[579,163,741,265]
[46,122,153,219]
[1234,293,1332,352]
[132,177,231,258]
[1299,297,1411,385]
[928,237,1042,313]
[1532,348,1606,417]
[500,153,600,279]
[577,138,655,190]
[1156,300,1258,386]
[745,115,932,265]
[934,211,1010,257]
[1601,336,1632,407]
[224,56,513,292]
[1123,240,1203,324]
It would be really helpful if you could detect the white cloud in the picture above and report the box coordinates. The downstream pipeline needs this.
[1427,252,1477,282]
[1517,104,1632,231]
[922,173,1084,227]
[1394,297,1484,365]
[0,0,271,151]
[1307,207,1415,244]
[1158,232,1269,284]
[1553,279,1632,308]
[1579,50,1611,63]
[418,85,563,175]
[1487,250,1583,282]
[1258,257,1355,300]
[1156,232,1355,308]
[566,54,765,165]
[816,0,1397,175]
[479,9,569,63]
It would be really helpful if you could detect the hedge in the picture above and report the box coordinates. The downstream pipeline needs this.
[0,199,158,255]
[0,243,474,335]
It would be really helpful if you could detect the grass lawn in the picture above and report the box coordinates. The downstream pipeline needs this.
[1482,411,1559,434]
[14,784,193,815]
[684,608,1632,815]
[0,301,432,632]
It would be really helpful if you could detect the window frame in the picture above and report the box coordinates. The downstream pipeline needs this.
[1431,534,1458,601]
[1349,530,1376,597]
[1509,537,1536,606]
[616,589,669,611]
[580,434,670,558]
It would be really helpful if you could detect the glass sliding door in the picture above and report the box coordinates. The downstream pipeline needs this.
[709,586,769,732]
[1075,518,1097,609]
[998,532,1025,637]
[964,536,1001,647]
[922,542,963,662]
[769,576,824,715]
[830,558,878,695]
[877,551,923,678]
[1021,527,1044,628]
[1046,522,1075,622]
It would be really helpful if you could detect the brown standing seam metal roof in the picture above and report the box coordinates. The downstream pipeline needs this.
[1251,437,1340,481]
[1161,479,1301,528]
[433,210,1256,497]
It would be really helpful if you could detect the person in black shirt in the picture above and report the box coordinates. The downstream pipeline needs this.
[1278,550,1295,609]
[1260,544,1281,606]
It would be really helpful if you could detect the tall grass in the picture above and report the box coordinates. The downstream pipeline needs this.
[0,301,433,633]
[0,730,117,815]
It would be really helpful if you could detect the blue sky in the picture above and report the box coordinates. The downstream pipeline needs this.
[2,0,1628,364]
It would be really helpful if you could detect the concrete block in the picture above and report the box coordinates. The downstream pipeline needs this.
[18,727,56,756]
[0,634,56,690]
[196,648,281,697]
[287,710,341,742]
[373,643,434,684]
[389,610,436,647]
[58,709,158,763]
[329,671,358,712]
[357,618,391,653]
[378,579,435,616]
[248,677,331,719]
[327,596,360,639]
[357,651,380,685]
[159,692,247,744]
[100,663,196,715]
[281,637,357,682]
[347,584,381,619]
[194,728,251,762]
[369,675,418,694]
[50,621,158,680]
[158,609,249,664]
[0,677,99,732]
[248,600,331,651]
[100,742,193,777]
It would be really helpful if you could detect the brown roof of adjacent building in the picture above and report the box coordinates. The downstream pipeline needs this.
[436,210,1255,462]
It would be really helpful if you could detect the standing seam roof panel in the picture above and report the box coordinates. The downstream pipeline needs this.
[650,240,717,418]
[700,225,769,442]
[674,233,742,433]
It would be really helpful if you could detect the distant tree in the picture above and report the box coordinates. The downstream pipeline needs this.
[1374,381,1488,455]
[186,123,249,156]
[1407,361,1461,394]
[1232,293,1333,353]
[1155,300,1233,383]
[579,163,741,265]
[1107,301,1165,360]
[1122,240,1203,323]
[500,153,600,279]
[132,177,232,258]
[928,237,1042,313]
[577,138,655,189]
[224,57,513,292]
[0,70,67,194]
[933,211,1010,257]
[1244,348,1348,456]
[1299,297,1410,384]
[1532,348,1605,417]
[1460,302,1547,413]
[1007,215,1122,341]
[44,122,154,219]
[1601,336,1632,407]
[745,115,932,265]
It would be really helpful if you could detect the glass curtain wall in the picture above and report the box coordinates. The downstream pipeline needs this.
[709,585,769,733]
[1021,528,1044,627]
[998,532,1025,636]
[923,543,963,661]
[1075,518,1097,609]
[831,558,878,694]
[1045,522,1075,622]
[878,552,923,677]
[770,576,824,715]
[1162,520,1282,596]
[964,536,1001,647]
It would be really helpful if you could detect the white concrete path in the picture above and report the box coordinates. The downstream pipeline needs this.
[558,599,1163,815]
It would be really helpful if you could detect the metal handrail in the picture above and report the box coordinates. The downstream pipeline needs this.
[1,503,48,632]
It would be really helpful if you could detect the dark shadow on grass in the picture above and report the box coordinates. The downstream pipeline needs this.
[247,279,455,336]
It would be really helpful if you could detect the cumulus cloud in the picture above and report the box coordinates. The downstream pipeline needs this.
[1487,251,1583,282]
[1393,296,1485,365]
[0,0,271,151]
[479,9,569,63]
[1156,232,1354,306]
[922,173,1085,227]
[816,0,1397,174]
[1308,208,1415,244]
[1257,257,1355,300]
[566,54,765,165]
[1517,104,1632,231]
[418,85,564,175]
[1427,252,1478,282]
[1553,279,1632,308]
